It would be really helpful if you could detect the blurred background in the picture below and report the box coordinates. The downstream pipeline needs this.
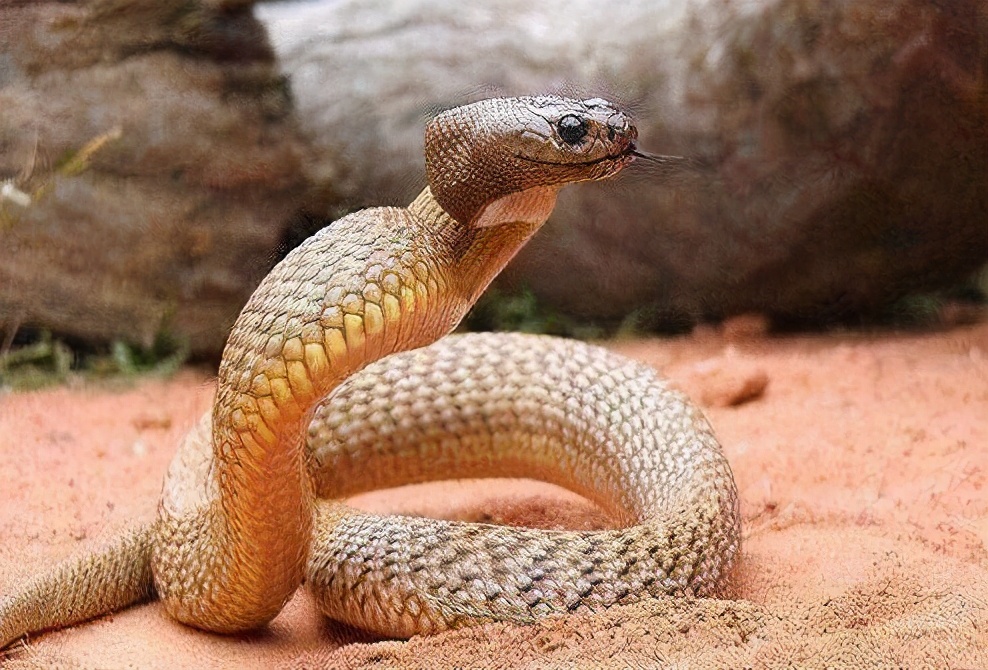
[1,0,985,385]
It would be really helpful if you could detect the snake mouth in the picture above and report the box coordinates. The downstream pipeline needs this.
[514,142,638,169]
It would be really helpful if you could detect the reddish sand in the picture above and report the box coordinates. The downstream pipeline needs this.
[1,322,986,668]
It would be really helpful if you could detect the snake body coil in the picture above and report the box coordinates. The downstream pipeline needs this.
[0,96,739,647]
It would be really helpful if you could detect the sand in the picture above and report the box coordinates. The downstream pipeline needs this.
[1,322,986,668]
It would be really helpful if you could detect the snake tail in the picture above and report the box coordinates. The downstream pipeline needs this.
[0,524,154,649]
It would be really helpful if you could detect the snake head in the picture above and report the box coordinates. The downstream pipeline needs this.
[511,96,638,180]
[425,96,638,227]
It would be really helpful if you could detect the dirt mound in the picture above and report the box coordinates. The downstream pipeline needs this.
[1,322,986,668]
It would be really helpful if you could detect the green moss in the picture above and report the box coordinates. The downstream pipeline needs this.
[0,329,189,392]
[463,287,604,340]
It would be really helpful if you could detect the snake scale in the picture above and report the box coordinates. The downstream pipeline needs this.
[0,96,740,647]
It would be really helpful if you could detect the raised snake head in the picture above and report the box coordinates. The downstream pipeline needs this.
[424,96,638,227]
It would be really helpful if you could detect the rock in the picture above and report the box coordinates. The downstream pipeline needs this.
[259,0,988,326]
[679,351,770,408]
[720,314,772,344]
[0,0,310,356]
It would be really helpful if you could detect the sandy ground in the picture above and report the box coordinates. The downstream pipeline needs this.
[0,321,986,668]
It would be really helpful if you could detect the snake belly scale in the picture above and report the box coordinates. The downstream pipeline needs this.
[0,96,740,646]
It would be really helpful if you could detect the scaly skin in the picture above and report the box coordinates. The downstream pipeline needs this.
[0,96,740,649]
[306,332,739,636]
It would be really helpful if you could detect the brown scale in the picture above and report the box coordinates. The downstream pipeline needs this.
[0,96,738,647]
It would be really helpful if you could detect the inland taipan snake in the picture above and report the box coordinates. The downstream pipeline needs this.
[0,96,740,647]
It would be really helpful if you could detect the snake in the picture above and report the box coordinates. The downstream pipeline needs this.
[0,96,740,647]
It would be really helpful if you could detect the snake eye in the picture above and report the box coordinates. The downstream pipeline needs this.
[557,115,588,145]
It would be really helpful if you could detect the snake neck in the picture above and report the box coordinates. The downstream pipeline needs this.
[407,185,558,305]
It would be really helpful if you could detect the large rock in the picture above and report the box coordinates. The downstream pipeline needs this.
[260,0,988,325]
[0,0,310,356]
